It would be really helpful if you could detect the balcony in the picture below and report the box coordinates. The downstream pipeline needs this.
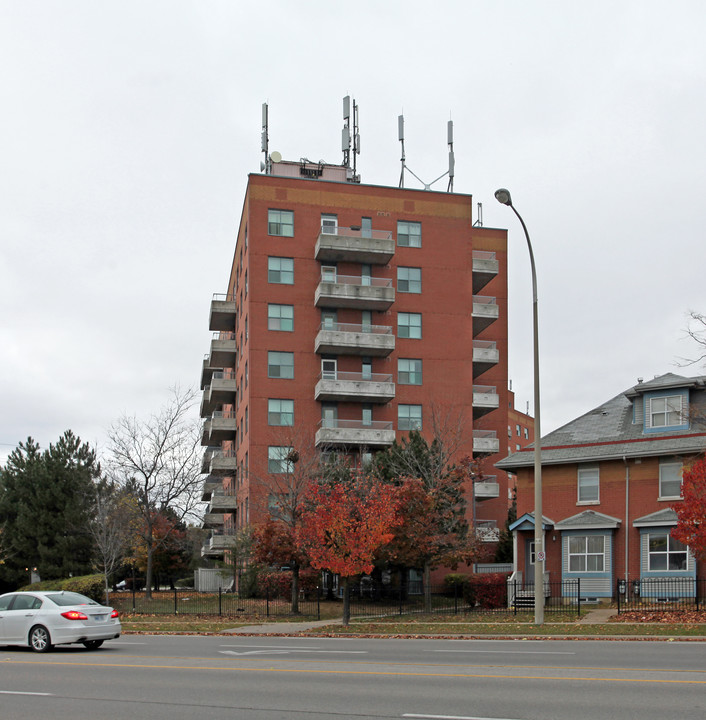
[209,532,237,550]
[201,476,222,501]
[201,354,216,390]
[209,331,236,368]
[209,293,236,332]
[315,371,395,404]
[473,385,499,419]
[202,410,237,445]
[473,430,500,455]
[315,226,395,265]
[210,449,237,476]
[201,370,237,417]
[472,340,499,378]
[315,419,395,448]
[202,512,224,529]
[472,250,499,294]
[316,322,395,357]
[209,493,238,513]
[472,296,499,334]
[201,542,224,558]
[315,273,394,311]
[201,446,220,473]
[476,519,500,542]
[474,475,500,501]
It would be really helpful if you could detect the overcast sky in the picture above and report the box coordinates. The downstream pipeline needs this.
[2,1,705,464]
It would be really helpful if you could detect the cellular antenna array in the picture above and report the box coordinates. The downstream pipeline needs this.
[342,96,361,181]
[398,115,455,192]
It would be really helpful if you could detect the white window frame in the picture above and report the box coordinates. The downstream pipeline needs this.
[577,466,600,504]
[648,394,684,428]
[647,532,688,571]
[268,209,294,237]
[321,213,338,234]
[659,461,682,499]
[568,535,605,572]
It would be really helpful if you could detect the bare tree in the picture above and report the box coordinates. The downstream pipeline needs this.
[106,387,203,598]
[679,311,706,367]
[90,480,140,604]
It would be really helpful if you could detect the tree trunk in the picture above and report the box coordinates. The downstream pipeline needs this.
[291,565,300,614]
[103,565,110,606]
[423,561,432,613]
[342,576,351,626]
[145,542,154,600]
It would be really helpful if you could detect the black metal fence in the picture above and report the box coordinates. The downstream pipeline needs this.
[616,577,706,614]
[345,579,582,618]
[111,587,321,619]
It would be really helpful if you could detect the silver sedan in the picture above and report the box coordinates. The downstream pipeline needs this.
[0,590,121,652]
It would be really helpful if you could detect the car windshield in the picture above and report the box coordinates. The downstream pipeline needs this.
[44,592,101,607]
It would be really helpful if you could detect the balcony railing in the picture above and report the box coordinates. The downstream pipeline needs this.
[472,295,499,334]
[209,293,236,332]
[475,519,500,542]
[473,430,500,455]
[316,225,395,265]
[472,250,499,294]
[472,340,499,378]
[315,321,395,356]
[209,331,237,368]
[474,476,500,500]
[315,370,395,403]
[315,273,394,310]
[473,385,499,419]
[315,419,395,448]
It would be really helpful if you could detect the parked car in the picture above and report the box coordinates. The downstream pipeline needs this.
[0,591,121,652]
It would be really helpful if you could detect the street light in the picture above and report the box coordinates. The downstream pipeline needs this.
[494,188,544,625]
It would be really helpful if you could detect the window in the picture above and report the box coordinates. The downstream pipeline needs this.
[268,399,294,426]
[321,213,338,234]
[516,424,521,436]
[398,358,422,385]
[361,310,372,333]
[659,461,682,498]
[648,395,684,428]
[361,217,372,238]
[268,257,294,284]
[244,316,248,343]
[268,304,294,331]
[244,270,248,297]
[524,427,529,439]
[361,264,372,286]
[568,535,605,572]
[321,309,337,330]
[398,266,421,293]
[268,209,294,237]
[321,358,337,379]
[399,404,422,431]
[268,446,293,473]
[397,220,421,247]
[268,351,294,379]
[361,357,372,380]
[321,265,337,282]
[398,312,422,339]
[244,361,248,388]
[244,406,248,434]
[578,467,599,503]
[362,405,373,426]
[507,426,512,438]
[648,532,688,571]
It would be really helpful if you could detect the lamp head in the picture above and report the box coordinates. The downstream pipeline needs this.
[494,188,512,207]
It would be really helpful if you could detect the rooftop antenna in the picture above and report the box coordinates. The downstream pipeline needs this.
[342,96,361,182]
[473,202,483,227]
[261,102,270,174]
[398,114,455,192]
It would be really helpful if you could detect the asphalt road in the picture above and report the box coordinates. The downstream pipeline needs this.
[1,635,705,720]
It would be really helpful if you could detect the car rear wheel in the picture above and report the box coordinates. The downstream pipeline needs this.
[29,625,53,653]
[82,639,104,650]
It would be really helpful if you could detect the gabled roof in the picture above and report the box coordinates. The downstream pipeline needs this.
[509,512,555,532]
[554,510,621,530]
[496,373,706,471]
[633,508,679,527]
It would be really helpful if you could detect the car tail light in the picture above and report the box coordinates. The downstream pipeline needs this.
[61,610,89,620]
[110,610,119,619]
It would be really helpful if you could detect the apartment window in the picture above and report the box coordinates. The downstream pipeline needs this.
[361,264,372,286]
[524,427,529,439]
[578,467,599,503]
[507,426,512,438]
[268,256,294,284]
[321,213,338,233]
[244,270,248,297]
[398,266,421,293]
[244,406,248,434]
[244,361,248,388]
[398,404,422,431]
[648,532,688,571]
[362,405,373,426]
[659,461,682,499]
[268,399,294,426]
[568,535,605,572]
[268,304,294,331]
[398,358,422,385]
[268,351,294,379]
[398,312,422,339]
[268,209,294,237]
[321,309,337,330]
[516,424,521,436]
[361,217,372,238]
[361,310,372,333]
[268,446,293,474]
[648,394,684,429]
[361,357,372,380]
[397,220,421,247]
[244,316,248,343]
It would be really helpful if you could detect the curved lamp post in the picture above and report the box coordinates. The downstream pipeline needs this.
[494,188,544,625]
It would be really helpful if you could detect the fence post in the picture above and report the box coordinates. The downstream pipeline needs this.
[616,579,621,614]
[399,583,403,616]
[173,587,177,615]
[317,585,321,621]
[697,579,701,612]
[454,583,458,615]
[132,585,136,612]
[513,580,517,616]
[266,588,270,618]
[218,586,222,616]
[577,578,581,618]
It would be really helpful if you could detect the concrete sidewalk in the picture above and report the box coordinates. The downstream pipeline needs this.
[577,607,619,624]
[225,618,343,635]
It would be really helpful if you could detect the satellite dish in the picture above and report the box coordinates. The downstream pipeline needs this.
[270,150,282,163]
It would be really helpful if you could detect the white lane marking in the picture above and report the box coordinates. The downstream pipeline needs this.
[219,644,323,649]
[219,649,367,656]
[429,649,575,655]
[1,691,53,696]
[403,715,526,720]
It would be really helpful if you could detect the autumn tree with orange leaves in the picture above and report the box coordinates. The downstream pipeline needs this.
[672,455,706,562]
[300,476,402,625]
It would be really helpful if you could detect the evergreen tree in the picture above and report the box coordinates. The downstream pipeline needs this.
[0,431,100,586]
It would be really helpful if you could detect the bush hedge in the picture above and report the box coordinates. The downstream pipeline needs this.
[443,572,510,609]
[20,573,106,603]
[255,569,319,599]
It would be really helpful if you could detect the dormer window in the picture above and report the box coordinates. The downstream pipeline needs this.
[644,390,688,433]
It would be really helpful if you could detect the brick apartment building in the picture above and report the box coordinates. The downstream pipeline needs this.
[199,156,524,564]
[497,373,706,600]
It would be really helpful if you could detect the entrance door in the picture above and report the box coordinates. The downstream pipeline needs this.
[321,358,337,380]
[525,539,536,587]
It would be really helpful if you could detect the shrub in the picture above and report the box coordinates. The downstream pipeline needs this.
[20,573,107,603]
[469,572,509,609]
[255,568,319,599]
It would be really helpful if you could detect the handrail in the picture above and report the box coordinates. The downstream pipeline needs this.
[319,322,393,335]
[319,371,393,383]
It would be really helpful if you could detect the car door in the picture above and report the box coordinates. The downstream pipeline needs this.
[3,594,42,642]
[0,594,15,641]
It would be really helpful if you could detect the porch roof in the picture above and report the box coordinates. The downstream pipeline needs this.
[509,512,555,532]
[554,509,621,530]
